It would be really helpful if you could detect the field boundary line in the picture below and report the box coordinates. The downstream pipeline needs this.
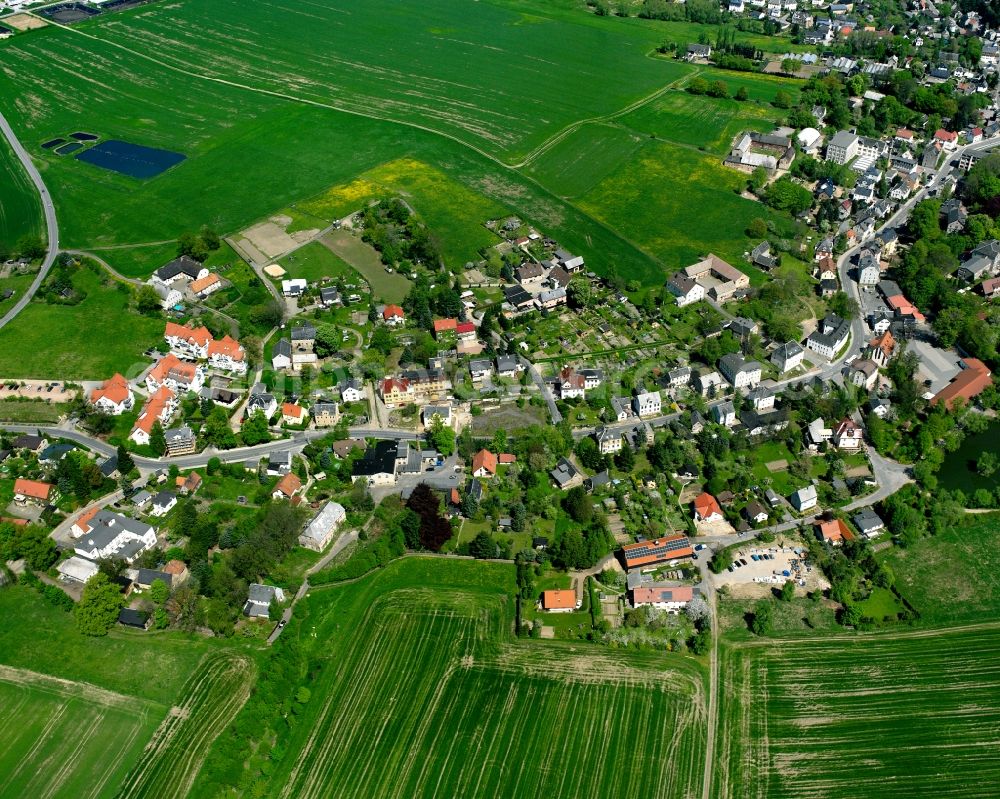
[0,663,157,711]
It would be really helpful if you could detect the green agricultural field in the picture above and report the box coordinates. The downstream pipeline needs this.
[879,514,1000,626]
[86,0,688,161]
[714,626,1000,799]
[576,139,790,276]
[0,266,162,378]
[621,89,784,154]
[118,653,255,799]
[0,134,41,253]
[207,557,707,798]
[526,123,647,198]
[0,669,162,799]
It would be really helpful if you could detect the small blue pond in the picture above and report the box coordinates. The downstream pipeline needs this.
[75,139,185,179]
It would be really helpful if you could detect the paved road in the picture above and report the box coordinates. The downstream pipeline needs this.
[0,422,421,470]
[0,110,59,330]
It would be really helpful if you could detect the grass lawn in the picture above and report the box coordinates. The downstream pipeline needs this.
[0,265,163,378]
[0,133,42,252]
[879,513,1000,626]
[278,241,357,284]
[0,270,37,317]
[576,138,792,275]
[0,399,68,423]
[716,626,1000,798]
[858,585,906,622]
[297,158,505,267]
[217,556,706,797]
[318,229,412,304]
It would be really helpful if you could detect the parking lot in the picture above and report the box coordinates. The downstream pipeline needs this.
[713,544,829,594]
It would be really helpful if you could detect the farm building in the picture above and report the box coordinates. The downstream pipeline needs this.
[621,535,694,569]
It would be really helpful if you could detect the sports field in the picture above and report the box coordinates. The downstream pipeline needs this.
[239,557,707,798]
[0,134,41,252]
[714,625,1000,799]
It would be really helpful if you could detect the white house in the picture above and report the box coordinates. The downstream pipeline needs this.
[633,391,662,418]
[89,373,134,416]
[710,400,736,427]
[338,379,365,403]
[299,501,346,552]
[149,491,178,517]
[72,511,157,563]
[594,426,623,455]
[667,273,705,306]
[790,485,818,512]
[806,314,850,358]
[282,278,307,297]
[719,353,762,390]
[771,341,804,373]
[832,417,864,449]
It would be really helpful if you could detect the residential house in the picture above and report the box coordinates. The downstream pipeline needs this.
[382,304,405,326]
[273,472,303,501]
[719,353,762,389]
[145,354,203,394]
[620,535,694,569]
[771,341,805,373]
[610,396,633,421]
[556,367,587,399]
[313,402,340,428]
[594,426,623,455]
[432,318,458,339]
[696,370,725,396]
[693,492,724,522]
[807,417,832,447]
[825,130,860,164]
[338,379,365,403]
[687,42,711,58]
[73,510,157,562]
[541,589,578,612]
[815,517,854,545]
[866,330,896,366]
[13,478,54,506]
[164,322,212,359]
[958,240,1000,282]
[832,417,864,449]
[351,440,398,486]
[190,273,222,298]
[869,396,892,419]
[267,451,292,476]
[89,373,134,415]
[814,238,834,261]
[941,198,968,233]
[243,583,285,617]
[151,282,182,310]
[848,358,879,390]
[632,585,695,612]
[554,248,585,272]
[282,278,307,297]
[747,386,775,411]
[790,485,818,512]
[299,501,346,551]
[149,491,177,517]
[933,128,958,150]
[852,508,885,538]
[246,387,277,419]
[980,277,1000,298]
[515,263,545,288]
[667,272,704,306]
[744,502,769,525]
[549,457,582,490]
[130,386,177,446]
[633,390,661,418]
[536,286,567,310]
[319,286,341,306]
[496,354,520,379]
[472,449,498,478]
[683,254,749,301]
[152,256,208,286]
[164,426,197,456]
[806,314,850,358]
[206,335,247,374]
[271,338,292,370]
[469,359,492,381]
[379,369,449,407]
[11,434,45,453]
[175,471,202,495]
[710,400,736,427]
[135,568,173,591]
[281,402,308,426]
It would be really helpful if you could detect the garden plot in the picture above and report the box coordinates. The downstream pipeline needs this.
[233,215,321,264]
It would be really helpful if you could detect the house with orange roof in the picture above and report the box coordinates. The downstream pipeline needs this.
[432,318,457,338]
[692,492,724,522]
[832,418,864,450]
[932,358,993,409]
[541,589,578,612]
[632,585,695,612]
[382,304,405,326]
[472,449,498,478]
[815,517,855,545]
[933,128,958,150]
[206,335,247,374]
[13,478,55,506]
[89,373,134,415]
[71,506,102,538]
[130,385,178,446]
[866,330,896,366]
[281,402,308,426]
[145,353,204,394]
[621,535,694,569]
[176,471,202,495]
[190,273,222,298]
[273,472,303,501]
[164,322,213,359]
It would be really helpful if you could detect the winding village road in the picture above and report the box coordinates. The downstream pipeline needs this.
[0,110,59,330]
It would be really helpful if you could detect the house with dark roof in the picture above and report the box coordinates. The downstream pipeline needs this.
[351,440,398,486]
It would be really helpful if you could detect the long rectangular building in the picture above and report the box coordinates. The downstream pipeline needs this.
[621,534,694,569]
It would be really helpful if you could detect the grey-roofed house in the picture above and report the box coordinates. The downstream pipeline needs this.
[852,508,885,538]
[150,491,177,517]
[469,358,492,381]
[136,569,173,590]
[496,354,520,377]
[271,337,292,370]
[268,451,292,476]
[118,608,151,630]
[550,458,581,489]
[790,485,818,512]
[243,583,286,618]
[73,510,157,563]
[610,396,633,421]
[320,286,341,306]
[130,489,152,508]
[299,501,347,551]
[99,455,120,479]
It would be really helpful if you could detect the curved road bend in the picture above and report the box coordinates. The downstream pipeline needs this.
[0,110,59,330]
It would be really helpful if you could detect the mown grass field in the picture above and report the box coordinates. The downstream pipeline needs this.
[879,513,1000,626]
[277,240,356,284]
[0,134,41,253]
[714,625,1000,799]
[236,557,706,798]
[0,669,162,799]
[318,229,413,303]
[0,266,162,378]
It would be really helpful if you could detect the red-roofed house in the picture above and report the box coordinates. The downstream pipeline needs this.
[455,321,476,340]
[693,492,724,522]
[164,322,213,359]
[815,518,855,545]
[13,478,54,506]
[146,353,204,394]
[832,418,864,449]
[498,453,516,465]
[71,506,101,538]
[382,304,405,326]
[885,294,926,322]
[281,402,308,425]
[90,373,134,415]
[541,589,579,612]
[472,449,498,478]
[190,273,222,297]
[206,335,247,374]
[432,318,457,337]
[130,385,178,446]
[932,358,993,409]
[981,277,1000,299]
[273,472,303,500]
[867,330,896,366]
[632,585,695,612]
[934,129,958,150]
